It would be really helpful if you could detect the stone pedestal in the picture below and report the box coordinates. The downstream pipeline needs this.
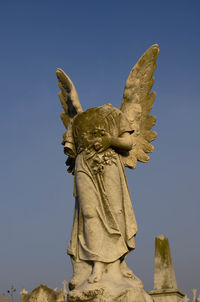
[148,288,185,302]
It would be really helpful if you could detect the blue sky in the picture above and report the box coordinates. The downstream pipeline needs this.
[0,0,200,300]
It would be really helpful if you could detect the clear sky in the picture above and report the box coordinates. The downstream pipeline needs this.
[0,0,200,300]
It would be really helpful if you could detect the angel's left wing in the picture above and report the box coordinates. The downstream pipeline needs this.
[120,44,159,169]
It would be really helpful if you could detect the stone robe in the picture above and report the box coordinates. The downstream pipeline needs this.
[64,104,137,263]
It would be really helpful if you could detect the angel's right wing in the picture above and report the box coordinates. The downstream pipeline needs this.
[56,68,83,129]
[56,68,83,173]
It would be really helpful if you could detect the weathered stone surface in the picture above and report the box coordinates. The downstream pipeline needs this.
[67,259,153,302]
[68,287,152,302]
[0,297,11,302]
[56,45,159,301]
[20,284,65,302]
[154,234,177,290]
[148,289,185,302]
[68,277,153,302]
[148,235,185,302]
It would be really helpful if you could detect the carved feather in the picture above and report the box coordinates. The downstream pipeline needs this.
[120,44,159,169]
[57,68,83,174]
[56,68,83,129]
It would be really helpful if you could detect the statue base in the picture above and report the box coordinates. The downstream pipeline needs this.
[67,262,153,302]
[68,286,153,302]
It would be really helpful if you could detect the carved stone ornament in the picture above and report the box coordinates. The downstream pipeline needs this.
[56,45,160,302]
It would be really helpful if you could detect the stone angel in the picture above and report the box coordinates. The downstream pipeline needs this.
[56,45,159,293]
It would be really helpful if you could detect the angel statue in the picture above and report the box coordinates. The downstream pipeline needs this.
[56,45,159,298]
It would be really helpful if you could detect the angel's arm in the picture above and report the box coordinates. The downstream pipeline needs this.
[96,132,133,153]
[110,132,133,152]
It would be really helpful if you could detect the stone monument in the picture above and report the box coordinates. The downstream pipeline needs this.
[56,44,160,301]
[0,297,11,302]
[20,284,65,302]
[149,234,185,302]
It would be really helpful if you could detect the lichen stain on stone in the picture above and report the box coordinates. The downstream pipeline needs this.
[156,237,171,265]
